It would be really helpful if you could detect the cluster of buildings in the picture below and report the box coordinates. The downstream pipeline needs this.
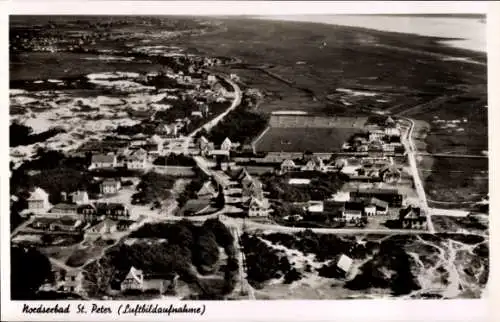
[24,186,132,235]
[191,166,272,218]
[342,117,405,155]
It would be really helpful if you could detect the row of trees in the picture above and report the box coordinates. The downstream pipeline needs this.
[87,219,237,298]
[204,105,269,146]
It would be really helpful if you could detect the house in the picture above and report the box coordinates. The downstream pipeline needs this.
[197,181,218,199]
[400,206,427,229]
[301,156,326,172]
[100,178,121,195]
[280,159,296,173]
[242,176,264,200]
[142,273,179,295]
[77,204,98,222]
[335,254,354,277]
[121,266,144,292]
[220,137,232,151]
[368,130,385,142]
[96,202,130,219]
[155,124,178,137]
[71,191,89,205]
[247,196,271,217]
[90,153,117,169]
[47,216,82,232]
[342,201,365,222]
[191,111,203,118]
[27,187,50,212]
[126,148,148,170]
[350,188,403,207]
[367,198,389,216]
[49,269,84,294]
[48,203,79,216]
[380,166,402,184]
[85,219,118,238]
[207,75,217,84]
[306,200,324,213]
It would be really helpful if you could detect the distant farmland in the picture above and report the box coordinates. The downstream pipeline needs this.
[255,127,362,153]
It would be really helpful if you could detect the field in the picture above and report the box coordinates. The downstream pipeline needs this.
[419,156,488,204]
[255,127,360,153]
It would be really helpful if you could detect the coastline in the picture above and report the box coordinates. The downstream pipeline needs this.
[251,15,486,57]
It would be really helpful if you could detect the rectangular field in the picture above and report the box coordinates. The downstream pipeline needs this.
[255,127,361,153]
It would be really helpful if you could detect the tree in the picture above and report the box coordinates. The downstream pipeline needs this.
[11,246,53,299]
[193,231,220,273]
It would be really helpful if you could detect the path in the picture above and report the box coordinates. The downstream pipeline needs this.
[400,117,435,233]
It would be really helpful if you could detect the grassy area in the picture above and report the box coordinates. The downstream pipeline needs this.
[255,127,360,153]
[421,156,488,203]
[431,215,488,235]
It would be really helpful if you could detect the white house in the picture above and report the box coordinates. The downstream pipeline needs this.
[71,191,89,205]
[248,197,271,217]
[90,153,117,169]
[100,179,121,195]
[280,159,296,173]
[126,148,148,170]
[85,219,118,239]
[27,187,50,212]
[220,137,232,151]
[121,266,144,292]
[302,156,326,172]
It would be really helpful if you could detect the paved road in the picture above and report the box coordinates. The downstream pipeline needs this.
[176,74,242,155]
[400,117,435,233]
[418,153,488,159]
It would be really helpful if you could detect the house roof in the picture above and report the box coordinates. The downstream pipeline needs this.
[353,188,400,196]
[124,266,143,284]
[199,136,209,144]
[344,201,364,211]
[221,137,232,146]
[49,203,79,212]
[28,187,49,201]
[95,202,127,211]
[281,159,296,167]
[337,254,353,272]
[182,199,211,214]
[102,178,120,185]
[197,181,217,197]
[88,218,116,233]
[368,197,389,209]
[401,206,421,219]
[91,154,116,163]
[248,196,270,209]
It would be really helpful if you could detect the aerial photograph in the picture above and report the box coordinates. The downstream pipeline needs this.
[9,14,488,301]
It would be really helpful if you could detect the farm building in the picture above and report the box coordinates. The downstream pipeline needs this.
[350,188,403,207]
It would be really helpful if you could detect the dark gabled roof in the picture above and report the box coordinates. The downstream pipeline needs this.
[344,201,364,211]
[95,202,127,211]
[401,206,421,219]
[91,154,115,163]
[49,203,78,212]
[353,188,400,196]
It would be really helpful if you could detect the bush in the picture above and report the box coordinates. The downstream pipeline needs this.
[11,246,53,300]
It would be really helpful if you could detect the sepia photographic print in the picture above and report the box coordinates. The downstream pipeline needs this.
[3,1,496,321]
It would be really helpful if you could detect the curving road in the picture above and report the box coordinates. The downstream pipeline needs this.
[188,75,242,138]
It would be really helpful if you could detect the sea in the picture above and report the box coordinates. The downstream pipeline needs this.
[255,15,486,53]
